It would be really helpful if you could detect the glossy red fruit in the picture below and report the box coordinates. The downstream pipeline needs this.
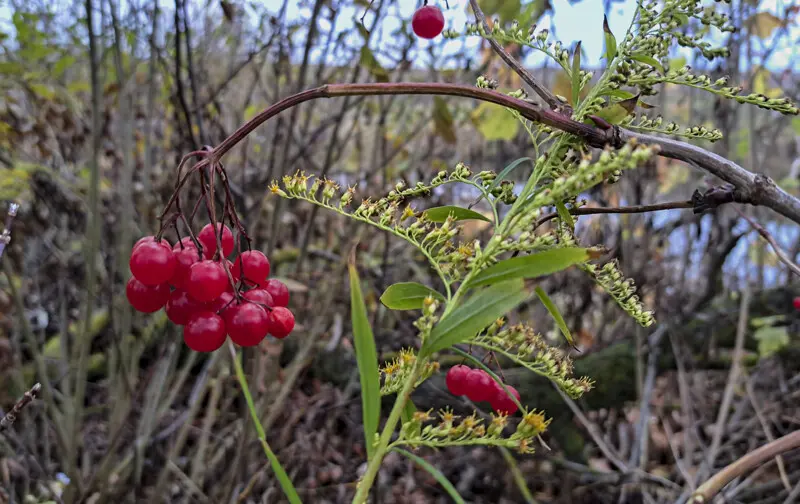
[171,246,202,290]
[412,5,445,39]
[243,288,275,308]
[183,312,227,352]
[134,235,157,250]
[166,290,206,325]
[186,260,228,302]
[490,383,520,415]
[198,223,234,258]
[268,306,295,339]
[173,236,197,251]
[126,277,170,313]
[464,369,493,403]
[445,365,471,396]
[130,241,176,286]
[233,250,271,285]
[225,303,270,347]
[794,297,800,311]
[263,279,290,307]
[207,291,234,315]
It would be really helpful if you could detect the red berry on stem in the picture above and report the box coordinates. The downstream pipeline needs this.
[186,260,228,302]
[268,306,295,339]
[225,303,270,347]
[183,312,227,352]
[233,250,271,285]
[243,288,275,308]
[126,277,170,313]
[134,235,157,250]
[445,365,471,396]
[412,5,445,39]
[130,241,176,286]
[207,291,234,315]
[173,236,197,252]
[264,279,290,307]
[166,289,206,325]
[793,297,800,311]
[464,369,493,402]
[171,246,202,290]
[490,383,520,415]
[198,223,234,258]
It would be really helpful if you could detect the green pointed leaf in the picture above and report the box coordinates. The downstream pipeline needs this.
[604,89,636,100]
[392,448,466,504]
[422,280,528,357]
[629,52,663,73]
[348,258,381,461]
[401,398,418,424]
[591,94,639,125]
[491,157,533,191]
[433,97,457,144]
[535,286,575,348]
[380,282,445,310]
[423,205,491,223]
[556,202,574,228]
[571,41,582,106]
[468,248,588,288]
[603,15,617,65]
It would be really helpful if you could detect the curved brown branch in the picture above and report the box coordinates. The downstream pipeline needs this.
[535,200,693,228]
[691,430,800,502]
[206,81,800,225]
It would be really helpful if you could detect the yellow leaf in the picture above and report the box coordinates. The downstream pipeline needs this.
[752,66,784,98]
[470,102,519,141]
[747,11,782,39]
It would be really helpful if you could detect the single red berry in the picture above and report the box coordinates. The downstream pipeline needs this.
[130,241,177,286]
[183,312,227,352]
[173,236,197,252]
[171,246,202,290]
[198,223,234,258]
[126,277,170,313]
[464,369,494,403]
[412,5,445,39]
[207,291,234,315]
[243,288,275,308]
[489,383,521,415]
[133,235,157,250]
[793,297,800,311]
[233,250,271,286]
[166,289,206,325]
[263,279,290,307]
[445,365,471,396]
[225,302,270,347]
[186,260,228,302]
[268,306,295,339]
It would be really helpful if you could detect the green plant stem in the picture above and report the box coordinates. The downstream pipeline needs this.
[228,342,302,504]
[351,357,423,504]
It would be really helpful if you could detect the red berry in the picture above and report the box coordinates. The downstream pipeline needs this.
[198,223,234,258]
[794,297,800,311]
[183,312,227,352]
[489,383,520,415]
[130,241,176,286]
[134,235,157,250]
[225,302,270,347]
[243,288,274,308]
[233,250,271,286]
[173,236,197,252]
[412,5,445,39]
[464,369,493,403]
[186,260,228,302]
[207,291,234,315]
[445,365,471,396]
[166,290,206,325]
[171,246,202,290]
[263,279,290,307]
[268,306,295,339]
[126,277,170,313]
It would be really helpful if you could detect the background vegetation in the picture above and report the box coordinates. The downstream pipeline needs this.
[2,0,800,502]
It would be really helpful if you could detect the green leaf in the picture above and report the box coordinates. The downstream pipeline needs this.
[748,11,783,39]
[53,55,76,79]
[591,94,639,125]
[604,89,636,100]
[348,258,381,461]
[401,398,418,424]
[380,282,445,310]
[392,448,466,504]
[471,102,520,141]
[603,15,617,65]
[359,46,389,83]
[499,447,537,503]
[753,325,789,357]
[534,286,575,348]
[629,52,663,73]
[555,201,574,229]
[422,280,528,357]
[433,97,457,144]
[571,41,582,106]
[423,205,491,223]
[468,248,588,288]
[491,157,533,191]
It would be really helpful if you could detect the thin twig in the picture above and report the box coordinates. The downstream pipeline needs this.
[735,206,800,277]
[0,202,18,260]
[0,383,41,432]
[744,375,792,492]
[536,200,693,228]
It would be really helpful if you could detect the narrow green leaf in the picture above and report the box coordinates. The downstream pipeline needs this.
[603,15,617,65]
[468,248,588,288]
[534,286,575,349]
[424,205,491,223]
[629,52,663,73]
[499,447,537,503]
[491,157,533,192]
[348,258,381,461]
[392,448,466,504]
[590,94,639,126]
[571,41,582,106]
[555,201,574,229]
[422,280,528,357]
[603,89,636,100]
[401,398,418,424]
[380,282,445,310]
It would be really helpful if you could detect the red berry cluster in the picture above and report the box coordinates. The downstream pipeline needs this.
[793,297,800,311]
[412,4,445,39]
[126,222,295,353]
[445,365,521,415]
